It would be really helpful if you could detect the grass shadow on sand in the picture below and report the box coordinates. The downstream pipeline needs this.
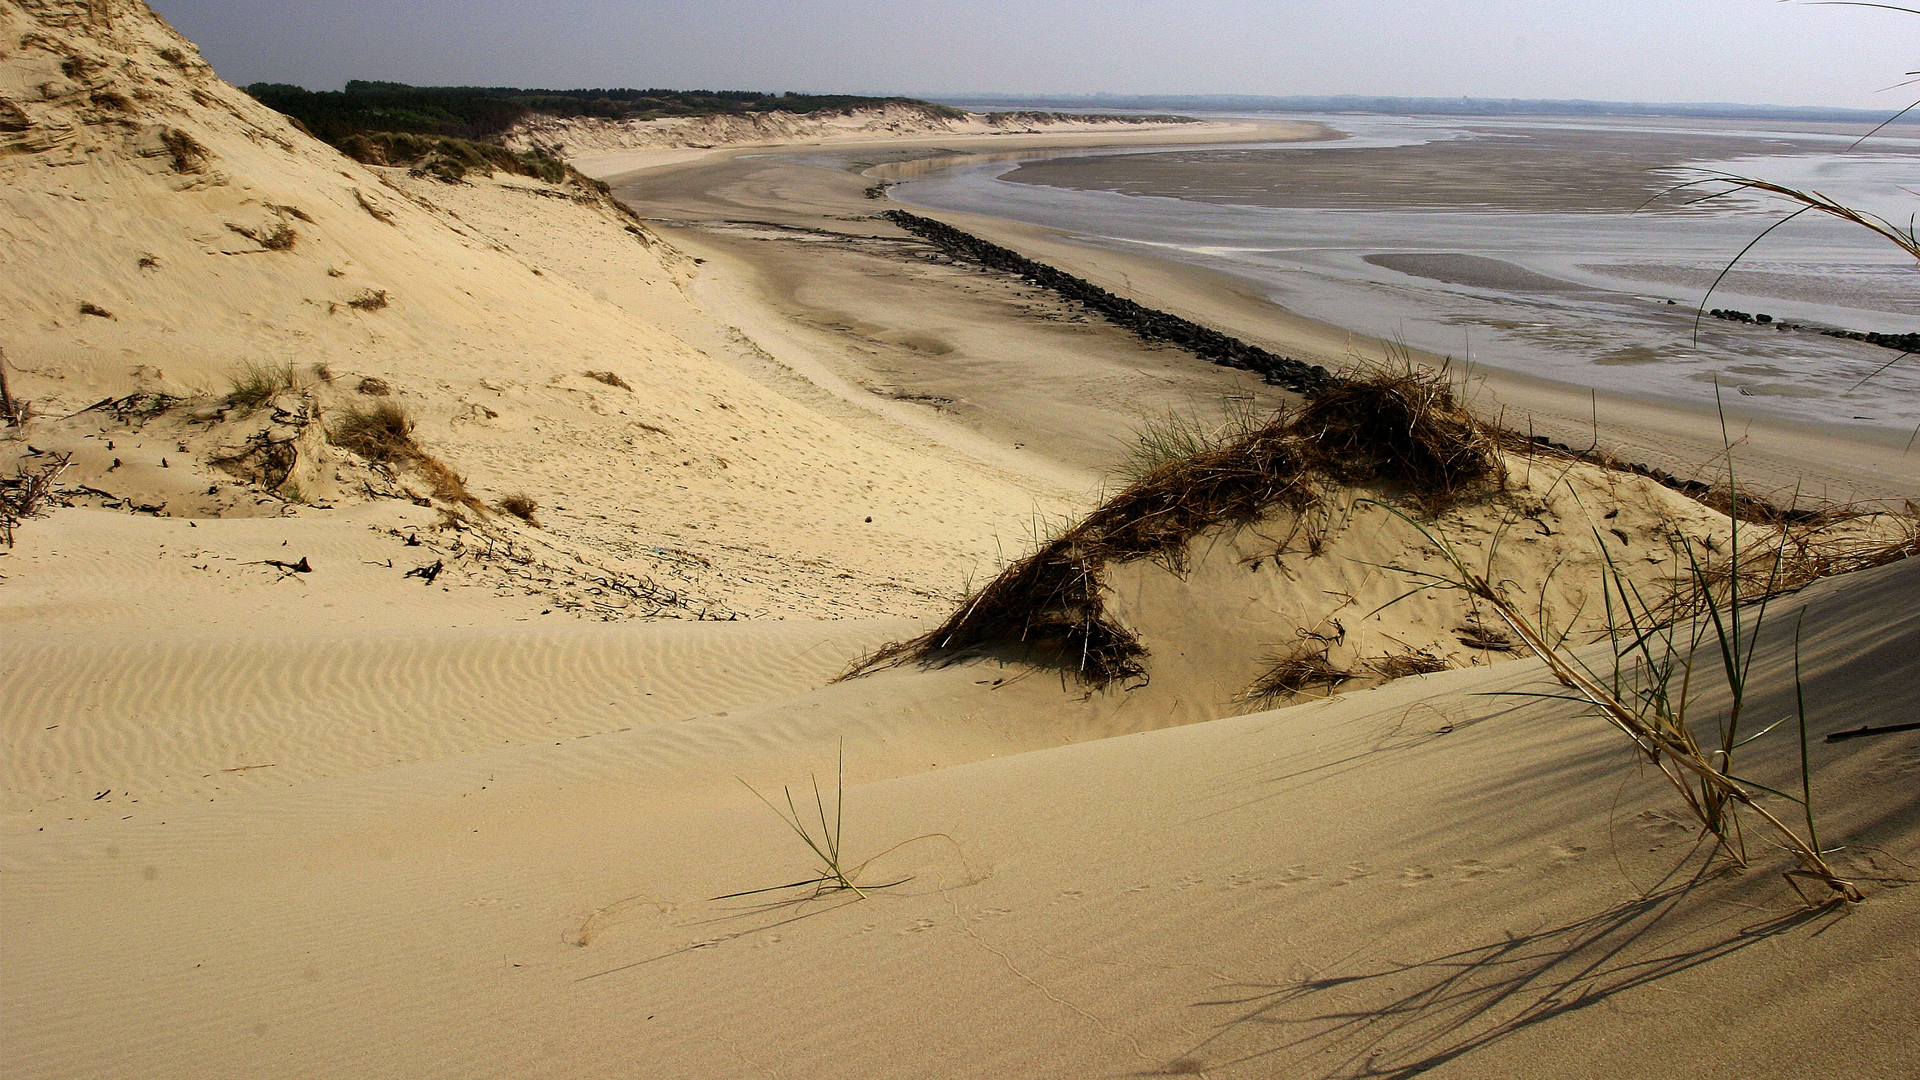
[1178,858,1841,1079]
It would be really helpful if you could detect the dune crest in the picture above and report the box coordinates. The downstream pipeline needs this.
[4,5,1917,1079]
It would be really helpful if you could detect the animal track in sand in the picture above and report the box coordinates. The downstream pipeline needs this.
[1867,748,1920,781]
[1333,862,1374,886]
[1632,809,1698,849]
[1548,840,1589,863]
[901,918,937,933]
[1399,866,1435,886]
[1271,865,1322,887]
[1450,859,1515,881]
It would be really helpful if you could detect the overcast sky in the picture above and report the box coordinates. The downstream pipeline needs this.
[146,0,1909,111]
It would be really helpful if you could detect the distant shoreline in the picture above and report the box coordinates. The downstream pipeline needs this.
[931,94,1918,127]
[587,121,1920,503]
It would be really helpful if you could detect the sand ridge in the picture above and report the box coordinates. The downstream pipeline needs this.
[4,4,1918,1078]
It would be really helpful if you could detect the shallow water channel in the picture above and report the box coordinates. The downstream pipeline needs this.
[879,114,1920,430]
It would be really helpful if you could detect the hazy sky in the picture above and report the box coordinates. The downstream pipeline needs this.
[147,0,1910,111]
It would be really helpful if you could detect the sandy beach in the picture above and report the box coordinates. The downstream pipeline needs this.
[3,4,1917,1079]
[603,133,1920,506]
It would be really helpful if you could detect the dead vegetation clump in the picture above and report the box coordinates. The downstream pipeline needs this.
[78,302,113,319]
[1657,505,1920,622]
[158,127,209,174]
[847,366,1503,685]
[1367,649,1451,678]
[327,400,415,463]
[328,401,485,515]
[87,90,133,115]
[355,376,391,396]
[1239,644,1355,708]
[345,289,389,311]
[227,221,297,251]
[1289,365,1503,513]
[353,188,396,224]
[584,370,632,391]
[495,492,540,526]
[337,132,568,184]
[2,453,73,547]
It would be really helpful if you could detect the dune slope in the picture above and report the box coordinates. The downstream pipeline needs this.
[1,0,1064,620]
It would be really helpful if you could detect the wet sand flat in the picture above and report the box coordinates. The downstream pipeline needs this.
[1001,123,1917,214]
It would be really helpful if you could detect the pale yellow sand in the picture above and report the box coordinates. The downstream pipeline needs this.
[3,5,1916,1079]
[7,559,1915,1079]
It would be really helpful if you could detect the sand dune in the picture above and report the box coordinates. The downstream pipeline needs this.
[0,0,1069,621]
[3,3,1917,1078]
[5,557,1914,1079]
[503,101,1210,162]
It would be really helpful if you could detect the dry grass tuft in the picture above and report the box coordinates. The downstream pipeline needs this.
[355,376,391,396]
[328,400,415,463]
[1657,505,1920,622]
[1116,395,1261,482]
[225,362,297,410]
[1240,644,1354,707]
[346,289,389,311]
[1368,649,1451,678]
[88,90,133,114]
[227,222,296,251]
[158,127,209,174]
[847,365,1501,685]
[354,188,396,225]
[496,492,540,526]
[584,370,632,391]
[329,401,485,514]
[1290,363,1502,513]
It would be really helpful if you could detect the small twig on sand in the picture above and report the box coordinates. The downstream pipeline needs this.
[405,558,444,584]
[1825,721,1920,743]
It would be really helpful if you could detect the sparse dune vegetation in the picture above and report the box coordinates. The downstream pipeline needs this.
[328,399,485,513]
[1,2,1916,1079]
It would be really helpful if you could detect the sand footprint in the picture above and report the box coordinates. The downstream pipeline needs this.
[1399,866,1434,886]
[900,918,937,934]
